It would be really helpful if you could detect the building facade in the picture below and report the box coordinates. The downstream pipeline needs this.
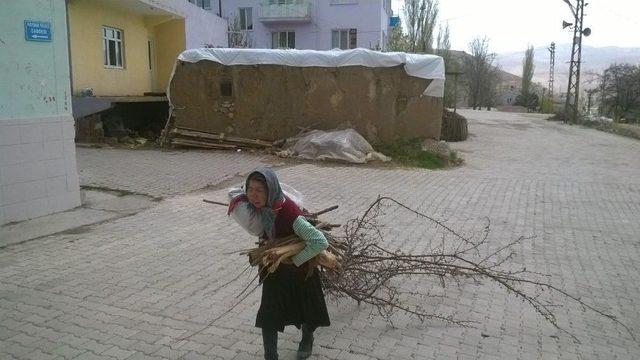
[222,0,393,51]
[67,0,228,96]
[0,1,80,225]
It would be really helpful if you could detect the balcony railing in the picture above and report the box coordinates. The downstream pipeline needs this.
[258,0,312,23]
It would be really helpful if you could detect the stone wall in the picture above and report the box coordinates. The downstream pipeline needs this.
[169,61,442,144]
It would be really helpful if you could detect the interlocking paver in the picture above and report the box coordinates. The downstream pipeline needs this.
[76,148,274,197]
[2,111,640,359]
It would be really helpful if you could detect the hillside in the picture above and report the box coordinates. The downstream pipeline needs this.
[495,44,640,92]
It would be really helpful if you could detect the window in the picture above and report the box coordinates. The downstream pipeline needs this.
[103,26,124,68]
[188,0,211,10]
[269,0,303,4]
[239,8,253,30]
[330,0,358,4]
[220,81,232,97]
[332,29,357,49]
[272,31,295,49]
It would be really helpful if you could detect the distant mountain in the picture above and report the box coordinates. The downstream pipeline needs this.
[495,44,640,93]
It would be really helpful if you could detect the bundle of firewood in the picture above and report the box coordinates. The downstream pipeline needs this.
[188,197,633,343]
[243,234,340,275]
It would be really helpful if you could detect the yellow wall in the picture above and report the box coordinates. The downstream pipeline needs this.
[154,19,185,93]
[68,0,185,96]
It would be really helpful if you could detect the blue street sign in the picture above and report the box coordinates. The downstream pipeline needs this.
[25,20,52,42]
[389,16,400,27]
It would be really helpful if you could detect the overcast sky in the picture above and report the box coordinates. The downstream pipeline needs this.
[391,0,640,53]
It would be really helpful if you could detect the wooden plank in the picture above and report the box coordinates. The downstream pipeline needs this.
[171,138,238,149]
[173,127,273,147]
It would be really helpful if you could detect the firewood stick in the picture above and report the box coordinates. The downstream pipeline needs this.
[203,199,228,206]
[308,205,339,217]
[203,198,339,219]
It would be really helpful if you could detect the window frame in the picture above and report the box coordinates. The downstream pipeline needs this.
[239,7,253,31]
[103,26,124,69]
[271,31,296,49]
[329,0,358,5]
[332,29,356,50]
[188,0,211,10]
[268,0,303,4]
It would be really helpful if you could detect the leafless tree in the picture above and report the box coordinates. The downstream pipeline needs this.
[599,63,640,122]
[436,23,458,108]
[463,37,499,109]
[227,13,253,48]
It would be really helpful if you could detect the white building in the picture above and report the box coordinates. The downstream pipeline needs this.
[221,0,394,50]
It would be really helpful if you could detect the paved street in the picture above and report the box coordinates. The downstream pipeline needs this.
[2,110,640,359]
[77,148,274,198]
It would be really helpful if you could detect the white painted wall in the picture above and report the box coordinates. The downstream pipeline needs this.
[1,1,80,225]
[145,0,228,48]
[220,0,391,50]
[0,117,80,225]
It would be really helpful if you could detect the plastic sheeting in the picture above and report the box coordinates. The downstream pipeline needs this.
[277,129,391,164]
[177,48,445,97]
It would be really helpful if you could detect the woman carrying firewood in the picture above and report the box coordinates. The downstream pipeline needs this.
[228,167,331,360]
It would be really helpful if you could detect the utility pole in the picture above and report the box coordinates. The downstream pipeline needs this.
[562,0,591,124]
[547,42,555,106]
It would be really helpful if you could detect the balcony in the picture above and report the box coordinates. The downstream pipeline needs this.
[258,0,312,23]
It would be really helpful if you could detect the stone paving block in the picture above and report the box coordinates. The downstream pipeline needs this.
[32,338,64,353]
[152,347,188,360]
[22,349,61,360]
[78,340,113,355]
[57,334,89,348]
[101,346,136,360]
[77,148,273,197]
[175,339,214,354]
[204,345,238,359]
[6,333,41,347]
[51,345,86,359]
[127,341,163,356]
[101,335,138,351]
[124,352,163,360]
[0,326,20,341]
[180,350,214,360]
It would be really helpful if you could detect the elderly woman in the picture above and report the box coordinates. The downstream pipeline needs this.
[228,167,331,360]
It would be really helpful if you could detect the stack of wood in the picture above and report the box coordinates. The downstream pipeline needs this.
[241,206,343,278]
[193,197,632,343]
[168,127,273,150]
[440,109,468,141]
[244,234,341,275]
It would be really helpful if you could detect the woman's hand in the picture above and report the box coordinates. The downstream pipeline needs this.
[257,237,271,247]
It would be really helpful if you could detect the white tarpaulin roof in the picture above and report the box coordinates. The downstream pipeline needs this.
[177,48,445,97]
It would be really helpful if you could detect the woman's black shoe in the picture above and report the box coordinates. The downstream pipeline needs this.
[297,325,314,359]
